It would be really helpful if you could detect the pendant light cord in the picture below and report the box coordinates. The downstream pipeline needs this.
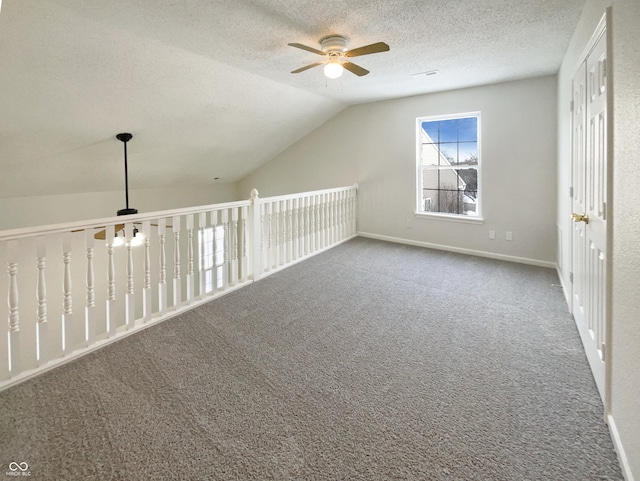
[116,133,136,216]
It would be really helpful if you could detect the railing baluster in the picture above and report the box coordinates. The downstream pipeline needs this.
[273,202,280,268]
[6,240,20,375]
[337,191,343,241]
[231,208,239,286]
[330,192,338,245]
[312,195,319,252]
[317,195,322,249]
[198,212,207,297]
[61,234,72,355]
[310,195,316,254]
[291,198,300,260]
[352,186,358,236]
[35,237,48,366]
[84,230,95,346]
[250,189,261,281]
[186,214,194,304]
[303,197,309,256]
[342,191,347,239]
[266,203,273,271]
[240,205,248,283]
[172,216,181,309]
[125,223,135,330]
[142,221,152,322]
[286,200,293,263]
[106,225,117,337]
[322,193,328,247]
[261,203,267,274]
[324,193,330,247]
[158,218,168,315]
[211,210,220,291]
[221,209,230,289]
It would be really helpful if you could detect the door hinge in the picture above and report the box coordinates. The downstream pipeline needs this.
[602,202,606,220]
[601,343,606,359]
[570,100,574,112]
[569,186,573,198]
[569,272,574,283]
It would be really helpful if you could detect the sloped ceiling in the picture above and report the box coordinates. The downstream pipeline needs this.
[0,0,585,199]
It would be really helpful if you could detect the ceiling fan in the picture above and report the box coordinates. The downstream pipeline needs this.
[93,133,143,244]
[83,133,170,245]
[289,35,389,79]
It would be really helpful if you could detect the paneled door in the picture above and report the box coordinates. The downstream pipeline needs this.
[571,26,608,402]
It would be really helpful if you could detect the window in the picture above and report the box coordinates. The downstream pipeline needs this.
[416,113,480,218]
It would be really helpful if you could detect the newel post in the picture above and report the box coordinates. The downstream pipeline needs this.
[250,189,262,281]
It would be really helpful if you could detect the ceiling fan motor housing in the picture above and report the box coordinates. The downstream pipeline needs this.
[320,35,348,54]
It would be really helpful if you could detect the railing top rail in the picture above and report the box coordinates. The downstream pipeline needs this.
[260,184,358,204]
[0,199,251,242]
[0,184,358,242]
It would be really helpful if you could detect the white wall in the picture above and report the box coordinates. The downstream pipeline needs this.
[557,0,640,479]
[0,183,240,231]
[240,76,558,265]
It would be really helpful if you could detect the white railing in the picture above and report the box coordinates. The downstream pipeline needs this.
[0,185,358,391]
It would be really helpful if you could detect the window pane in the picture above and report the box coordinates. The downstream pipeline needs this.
[422,122,440,143]
[421,142,441,165]
[458,168,478,200]
[457,117,478,141]
[439,144,458,165]
[437,119,459,143]
[458,142,478,165]
[422,188,465,215]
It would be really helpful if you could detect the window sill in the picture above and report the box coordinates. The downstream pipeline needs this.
[414,212,485,224]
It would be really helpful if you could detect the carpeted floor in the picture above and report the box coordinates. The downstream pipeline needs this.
[0,237,623,480]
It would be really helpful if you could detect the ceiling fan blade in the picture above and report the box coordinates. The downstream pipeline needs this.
[344,42,390,58]
[291,61,325,74]
[342,61,370,77]
[288,43,326,56]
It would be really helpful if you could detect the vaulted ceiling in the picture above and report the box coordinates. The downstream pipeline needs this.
[0,0,585,199]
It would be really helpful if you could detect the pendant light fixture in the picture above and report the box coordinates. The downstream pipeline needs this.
[116,132,137,216]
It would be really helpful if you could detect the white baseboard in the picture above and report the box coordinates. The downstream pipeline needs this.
[608,414,635,481]
[357,232,555,268]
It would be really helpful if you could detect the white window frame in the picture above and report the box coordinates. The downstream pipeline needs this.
[415,112,483,223]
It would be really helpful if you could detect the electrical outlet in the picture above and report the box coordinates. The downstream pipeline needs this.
[489,230,496,240]
[506,231,513,241]
[405,220,413,229]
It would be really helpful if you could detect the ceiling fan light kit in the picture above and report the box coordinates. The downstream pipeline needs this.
[324,60,344,79]
[289,35,389,79]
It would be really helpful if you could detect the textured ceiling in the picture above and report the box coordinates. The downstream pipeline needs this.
[0,0,585,199]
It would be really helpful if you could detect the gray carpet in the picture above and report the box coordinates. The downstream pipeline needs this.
[0,237,623,480]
